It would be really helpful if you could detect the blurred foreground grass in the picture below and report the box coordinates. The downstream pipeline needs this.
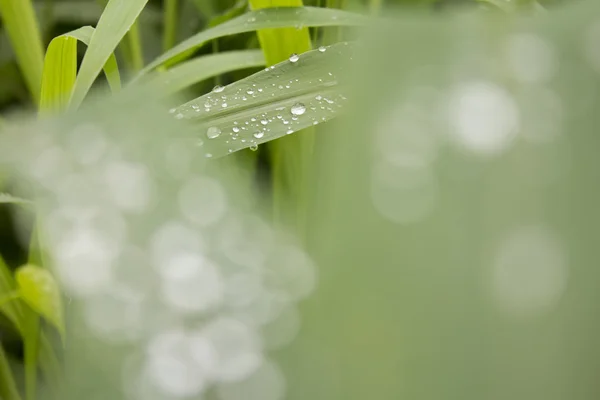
[1,0,599,399]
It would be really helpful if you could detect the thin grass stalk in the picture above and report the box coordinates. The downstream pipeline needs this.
[163,0,178,51]
[127,21,145,71]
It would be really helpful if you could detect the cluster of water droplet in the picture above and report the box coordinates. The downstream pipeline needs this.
[167,44,349,156]
[1,116,318,400]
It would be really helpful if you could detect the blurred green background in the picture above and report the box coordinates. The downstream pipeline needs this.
[2,0,599,400]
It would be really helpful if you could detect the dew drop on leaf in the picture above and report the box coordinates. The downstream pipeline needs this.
[213,85,224,93]
[318,46,327,53]
[289,53,300,63]
[206,127,221,139]
[291,103,306,116]
[250,144,258,151]
[253,132,265,139]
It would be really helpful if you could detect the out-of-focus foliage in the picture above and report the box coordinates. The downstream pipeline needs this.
[0,0,597,400]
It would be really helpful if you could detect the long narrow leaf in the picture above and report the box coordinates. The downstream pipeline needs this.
[41,26,121,113]
[172,42,352,157]
[40,36,76,112]
[0,0,45,104]
[69,0,148,109]
[136,7,367,78]
[136,50,265,95]
[249,0,315,234]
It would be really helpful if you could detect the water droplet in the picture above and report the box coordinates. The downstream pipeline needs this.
[318,46,327,53]
[232,127,240,133]
[289,53,299,63]
[290,103,306,116]
[260,119,268,126]
[286,129,294,135]
[246,89,254,95]
[253,132,264,139]
[249,144,258,151]
[206,127,221,139]
[315,95,323,101]
[169,108,176,114]
[175,113,184,119]
[213,85,224,93]
[222,103,228,108]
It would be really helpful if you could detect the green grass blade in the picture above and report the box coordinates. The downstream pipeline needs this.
[249,0,312,65]
[163,0,178,51]
[40,35,77,112]
[66,26,122,92]
[41,26,121,113]
[23,313,39,400]
[136,50,265,95]
[136,7,367,78]
[0,0,45,105]
[0,345,21,400]
[249,0,314,233]
[172,42,352,157]
[69,0,149,109]
[125,21,144,72]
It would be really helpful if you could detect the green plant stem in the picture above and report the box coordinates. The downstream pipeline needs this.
[323,0,347,43]
[127,20,145,71]
[163,0,178,51]
[24,314,40,400]
[0,346,21,400]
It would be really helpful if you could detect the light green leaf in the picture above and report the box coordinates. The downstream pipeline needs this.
[40,26,121,111]
[69,0,148,109]
[136,50,265,95]
[40,35,76,112]
[41,26,122,113]
[0,192,33,206]
[172,42,352,157]
[136,6,367,78]
[0,0,45,105]
[15,264,65,338]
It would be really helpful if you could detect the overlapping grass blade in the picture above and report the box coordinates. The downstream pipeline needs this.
[69,0,148,109]
[136,50,264,95]
[249,0,314,232]
[136,7,367,77]
[0,0,45,105]
[41,26,121,113]
[172,42,353,157]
